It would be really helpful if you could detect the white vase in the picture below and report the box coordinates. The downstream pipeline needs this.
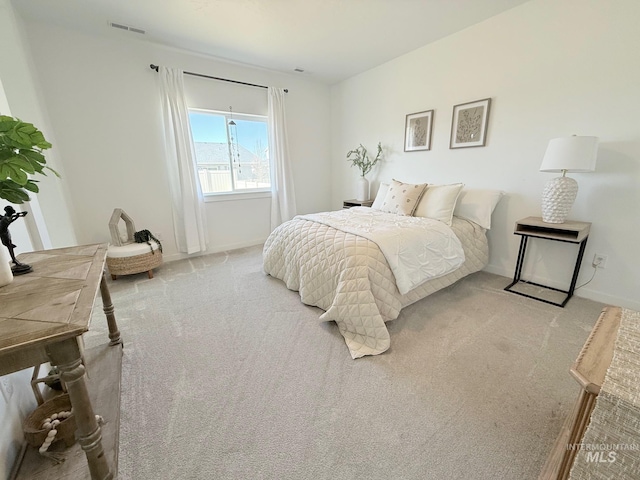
[356,177,369,201]
[0,246,13,287]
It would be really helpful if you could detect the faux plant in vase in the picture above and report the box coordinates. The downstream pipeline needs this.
[346,142,382,201]
[0,115,58,284]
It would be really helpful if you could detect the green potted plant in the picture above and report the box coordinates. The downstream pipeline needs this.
[346,142,383,201]
[0,115,57,204]
[0,115,58,285]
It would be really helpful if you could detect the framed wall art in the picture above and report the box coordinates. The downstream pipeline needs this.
[404,110,434,152]
[449,98,491,149]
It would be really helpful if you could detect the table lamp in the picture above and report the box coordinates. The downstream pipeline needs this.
[539,135,598,224]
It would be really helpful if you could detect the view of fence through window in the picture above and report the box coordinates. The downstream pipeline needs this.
[188,110,270,194]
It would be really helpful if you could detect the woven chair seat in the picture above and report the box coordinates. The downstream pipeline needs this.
[107,243,162,279]
[106,208,162,280]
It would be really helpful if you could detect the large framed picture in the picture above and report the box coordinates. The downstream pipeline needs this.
[404,110,434,152]
[449,98,491,149]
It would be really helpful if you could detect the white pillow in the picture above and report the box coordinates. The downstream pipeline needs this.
[453,188,504,229]
[414,183,464,226]
[371,183,389,210]
[380,179,428,216]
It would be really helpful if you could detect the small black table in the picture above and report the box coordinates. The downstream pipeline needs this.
[343,199,373,208]
[504,216,591,307]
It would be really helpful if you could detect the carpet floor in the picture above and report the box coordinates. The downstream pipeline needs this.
[86,245,606,480]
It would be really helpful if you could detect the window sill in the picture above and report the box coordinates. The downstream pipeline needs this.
[204,190,272,203]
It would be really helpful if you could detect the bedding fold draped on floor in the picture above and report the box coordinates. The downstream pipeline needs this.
[263,209,487,358]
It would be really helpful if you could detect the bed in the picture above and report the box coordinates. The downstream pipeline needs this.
[263,181,503,358]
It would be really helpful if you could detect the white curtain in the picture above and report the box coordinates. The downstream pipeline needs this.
[268,87,297,230]
[158,66,207,254]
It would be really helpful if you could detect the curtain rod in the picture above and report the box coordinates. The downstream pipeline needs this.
[149,64,288,93]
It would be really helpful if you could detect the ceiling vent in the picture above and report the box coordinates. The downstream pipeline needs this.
[109,22,146,35]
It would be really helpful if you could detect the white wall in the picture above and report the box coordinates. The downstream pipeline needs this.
[0,0,76,252]
[15,19,333,260]
[1,0,637,476]
[0,3,63,477]
[0,77,32,256]
[331,0,640,310]
[0,69,36,480]
[0,370,37,480]
[1,8,333,477]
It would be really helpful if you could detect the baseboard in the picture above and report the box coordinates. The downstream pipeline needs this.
[161,238,267,263]
[483,264,640,311]
[574,287,640,311]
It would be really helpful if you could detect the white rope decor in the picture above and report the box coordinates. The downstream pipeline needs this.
[38,409,71,463]
[38,410,105,464]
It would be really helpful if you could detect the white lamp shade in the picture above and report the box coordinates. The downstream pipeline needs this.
[539,136,598,173]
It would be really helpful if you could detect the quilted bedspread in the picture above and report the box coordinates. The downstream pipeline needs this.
[298,209,465,294]
[263,209,489,358]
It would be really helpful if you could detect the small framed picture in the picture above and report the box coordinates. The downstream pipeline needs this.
[449,98,491,149]
[404,110,434,152]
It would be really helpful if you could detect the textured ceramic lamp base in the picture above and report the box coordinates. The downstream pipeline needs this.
[541,176,578,223]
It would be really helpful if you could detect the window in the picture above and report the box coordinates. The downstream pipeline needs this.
[188,109,270,194]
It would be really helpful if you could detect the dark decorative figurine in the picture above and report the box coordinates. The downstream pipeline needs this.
[0,205,33,274]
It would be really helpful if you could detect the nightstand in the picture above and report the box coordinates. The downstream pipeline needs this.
[343,199,373,209]
[504,216,591,307]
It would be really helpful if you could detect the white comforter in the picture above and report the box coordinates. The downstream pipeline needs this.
[298,208,465,295]
[263,208,487,359]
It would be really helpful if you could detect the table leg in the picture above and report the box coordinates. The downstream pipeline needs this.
[46,338,113,480]
[568,238,589,298]
[100,273,121,346]
[514,236,528,283]
[505,236,529,292]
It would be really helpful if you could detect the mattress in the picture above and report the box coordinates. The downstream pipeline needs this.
[263,213,488,358]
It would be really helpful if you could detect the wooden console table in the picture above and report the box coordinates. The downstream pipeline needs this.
[0,244,121,480]
[538,306,621,479]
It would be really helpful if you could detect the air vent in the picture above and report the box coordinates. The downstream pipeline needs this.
[110,22,129,31]
[109,22,146,35]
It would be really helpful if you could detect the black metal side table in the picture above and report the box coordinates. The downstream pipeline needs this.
[343,199,373,209]
[504,216,591,307]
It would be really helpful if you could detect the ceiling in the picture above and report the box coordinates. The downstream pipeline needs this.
[13,0,531,84]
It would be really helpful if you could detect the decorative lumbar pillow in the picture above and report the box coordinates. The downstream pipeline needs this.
[371,182,389,210]
[453,188,504,229]
[380,179,428,215]
[414,183,464,226]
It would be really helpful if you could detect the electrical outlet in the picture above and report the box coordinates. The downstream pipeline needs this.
[592,254,608,269]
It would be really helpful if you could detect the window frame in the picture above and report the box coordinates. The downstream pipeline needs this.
[189,108,272,198]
